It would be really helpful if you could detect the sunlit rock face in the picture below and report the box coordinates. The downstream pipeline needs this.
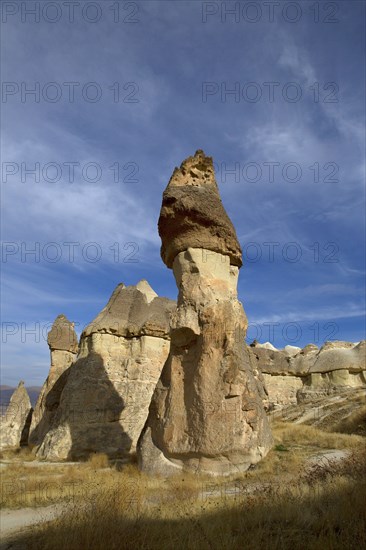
[297,341,366,403]
[138,151,273,476]
[249,340,366,408]
[36,281,175,461]
[0,382,33,450]
[29,314,78,448]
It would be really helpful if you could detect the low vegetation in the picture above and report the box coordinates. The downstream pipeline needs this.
[330,405,366,436]
[1,421,365,548]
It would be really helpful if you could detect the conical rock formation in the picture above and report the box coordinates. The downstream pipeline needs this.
[37,281,175,460]
[29,314,78,447]
[0,381,33,450]
[138,151,273,476]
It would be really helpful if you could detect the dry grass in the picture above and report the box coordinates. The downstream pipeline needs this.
[272,420,365,450]
[330,405,366,436]
[15,455,366,550]
[1,446,37,462]
[1,420,365,548]
[1,421,364,510]
[86,452,110,469]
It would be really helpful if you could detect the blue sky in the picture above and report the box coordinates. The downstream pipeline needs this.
[1,0,365,385]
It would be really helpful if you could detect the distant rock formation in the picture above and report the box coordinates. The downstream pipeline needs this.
[37,281,175,460]
[249,340,366,408]
[29,314,78,447]
[0,381,32,450]
[138,150,273,476]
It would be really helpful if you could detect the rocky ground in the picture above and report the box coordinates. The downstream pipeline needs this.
[269,387,366,433]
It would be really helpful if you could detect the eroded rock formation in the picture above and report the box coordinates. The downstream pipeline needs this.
[250,340,366,408]
[0,381,33,450]
[29,314,78,447]
[37,280,175,460]
[138,150,273,476]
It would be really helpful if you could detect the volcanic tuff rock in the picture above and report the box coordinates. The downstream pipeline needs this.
[0,381,33,450]
[138,151,273,476]
[158,150,243,269]
[47,314,79,353]
[29,315,79,447]
[249,340,366,408]
[37,281,175,460]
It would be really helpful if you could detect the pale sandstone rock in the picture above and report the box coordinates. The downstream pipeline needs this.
[309,341,365,373]
[138,151,272,477]
[47,314,78,353]
[29,315,78,447]
[0,382,33,450]
[261,373,303,408]
[298,341,366,402]
[37,281,175,460]
[250,340,366,407]
[283,345,301,357]
[256,342,278,351]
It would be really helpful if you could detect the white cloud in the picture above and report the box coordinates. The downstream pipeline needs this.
[251,304,365,325]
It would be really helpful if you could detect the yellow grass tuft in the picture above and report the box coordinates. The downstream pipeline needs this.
[86,452,110,469]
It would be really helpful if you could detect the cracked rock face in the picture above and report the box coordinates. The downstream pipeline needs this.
[29,315,79,447]
[36,281,175,461]
[138,152,273,476]
[0,381,33,450]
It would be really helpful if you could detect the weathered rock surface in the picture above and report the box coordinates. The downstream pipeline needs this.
[249,340,366,408]
[158,150,243,269]
[36,281,175,460]
[138,151,273,476]
[29,315,78,447]
[261,374,303,409]
[0,382,33,450]
[270,387,365,434]
[298,341,366,403]
[47,314,79,353]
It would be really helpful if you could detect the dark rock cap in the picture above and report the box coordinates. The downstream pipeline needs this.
[158,150,243,268]
[47,314,78,353]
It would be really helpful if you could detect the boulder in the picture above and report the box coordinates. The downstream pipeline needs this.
[0,381,33,450]
[36,281,175,461]
[138,151,273,476]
